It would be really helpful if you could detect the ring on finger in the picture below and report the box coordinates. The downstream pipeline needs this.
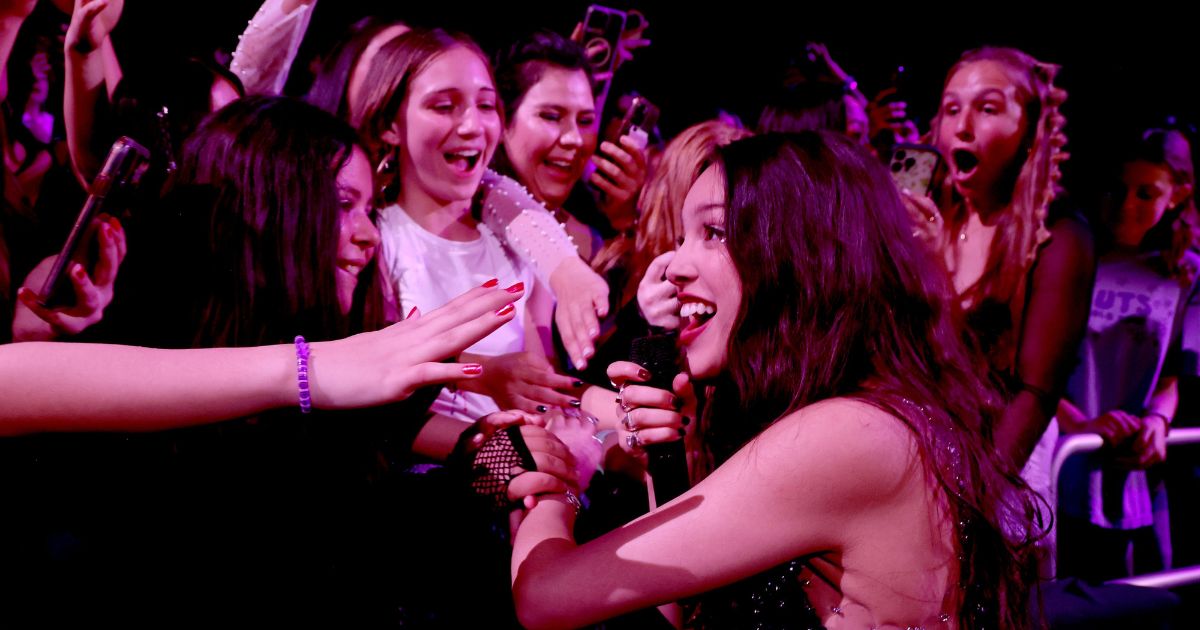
[622,411,636,431]
[626,430,641,449]
[614,381,633,410]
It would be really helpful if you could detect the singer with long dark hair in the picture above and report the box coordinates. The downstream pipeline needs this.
[511,132,1044,629]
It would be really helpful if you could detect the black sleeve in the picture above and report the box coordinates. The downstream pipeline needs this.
[996,215,1096,466]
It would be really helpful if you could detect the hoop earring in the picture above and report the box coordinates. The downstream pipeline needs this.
[376,146,401,204]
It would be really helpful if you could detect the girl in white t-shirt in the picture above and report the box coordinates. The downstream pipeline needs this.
[355,28,607,458]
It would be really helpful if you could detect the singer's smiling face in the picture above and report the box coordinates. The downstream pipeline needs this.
[667,167,741,380]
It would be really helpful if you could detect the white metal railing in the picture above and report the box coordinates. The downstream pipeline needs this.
[1050,427,1200,588]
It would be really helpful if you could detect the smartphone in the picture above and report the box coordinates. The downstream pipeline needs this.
[889,144,942,198]
[38,136,149,308]
[609,94,659,150]
[580,5,627,86]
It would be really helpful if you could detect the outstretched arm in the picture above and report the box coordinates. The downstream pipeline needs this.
[1,284,522,434]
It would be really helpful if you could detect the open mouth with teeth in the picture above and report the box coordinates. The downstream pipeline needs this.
[445,150,482,174]
[678,299,718,346]
[951,149,979,175]
[542,156,578,178]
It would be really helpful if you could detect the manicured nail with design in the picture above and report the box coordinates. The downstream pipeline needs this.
[506,282,524,293]
[481,278,499,288]
[495,303,515,317]
[461,364,483,376]
[536,405,548,413]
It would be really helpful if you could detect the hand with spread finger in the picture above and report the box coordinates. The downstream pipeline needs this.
[590,136,648,233]
[13,214,126,342]
[607,360,694,456]
[550,256,610,370]
[461,351,582,414]
[305,283,525,409]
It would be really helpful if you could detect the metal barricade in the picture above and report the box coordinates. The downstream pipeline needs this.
[1050,427,1200,588]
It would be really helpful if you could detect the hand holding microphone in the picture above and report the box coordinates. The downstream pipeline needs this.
[607,334,697,506]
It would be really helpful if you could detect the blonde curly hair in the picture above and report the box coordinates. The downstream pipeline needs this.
[931,47,1068,310]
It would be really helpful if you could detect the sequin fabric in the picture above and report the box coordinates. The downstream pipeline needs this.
[690,559,826,630]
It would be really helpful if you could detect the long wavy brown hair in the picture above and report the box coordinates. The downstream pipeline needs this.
[705,132,1044,629]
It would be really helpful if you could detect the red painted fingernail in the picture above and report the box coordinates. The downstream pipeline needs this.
[462,364,483,376]
[481,278,499,288]
[505,282,524,293]
[407,306,419,319]
[638,369,650,380]
[495,303,515,317]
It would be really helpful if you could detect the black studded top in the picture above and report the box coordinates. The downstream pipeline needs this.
[688,558,826,630]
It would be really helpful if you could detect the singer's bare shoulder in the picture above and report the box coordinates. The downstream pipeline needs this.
[511,396,954,628]
[741,397,923,509]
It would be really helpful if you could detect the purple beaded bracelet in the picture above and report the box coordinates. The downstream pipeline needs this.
[294,335,312,414]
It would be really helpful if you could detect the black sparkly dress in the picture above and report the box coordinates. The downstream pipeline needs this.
[689,558,827,630]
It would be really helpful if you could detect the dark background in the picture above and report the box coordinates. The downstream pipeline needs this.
[193,3,1200,205]
[18,1,1200,207]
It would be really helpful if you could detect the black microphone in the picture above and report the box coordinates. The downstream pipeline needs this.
[630,332,690,506]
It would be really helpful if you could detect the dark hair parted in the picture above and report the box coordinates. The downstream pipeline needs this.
[494,30,593,120]
[175,96,370,347]
[709,131,1044,629]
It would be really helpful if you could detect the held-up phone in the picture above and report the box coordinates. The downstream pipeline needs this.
[38,136,149,308]
[580,5,627,90]
[888,144,942,198]
[609,94,659,151]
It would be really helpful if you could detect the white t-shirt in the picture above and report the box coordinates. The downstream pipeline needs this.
[1060,249,1200,529]
[377,204,535,423]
